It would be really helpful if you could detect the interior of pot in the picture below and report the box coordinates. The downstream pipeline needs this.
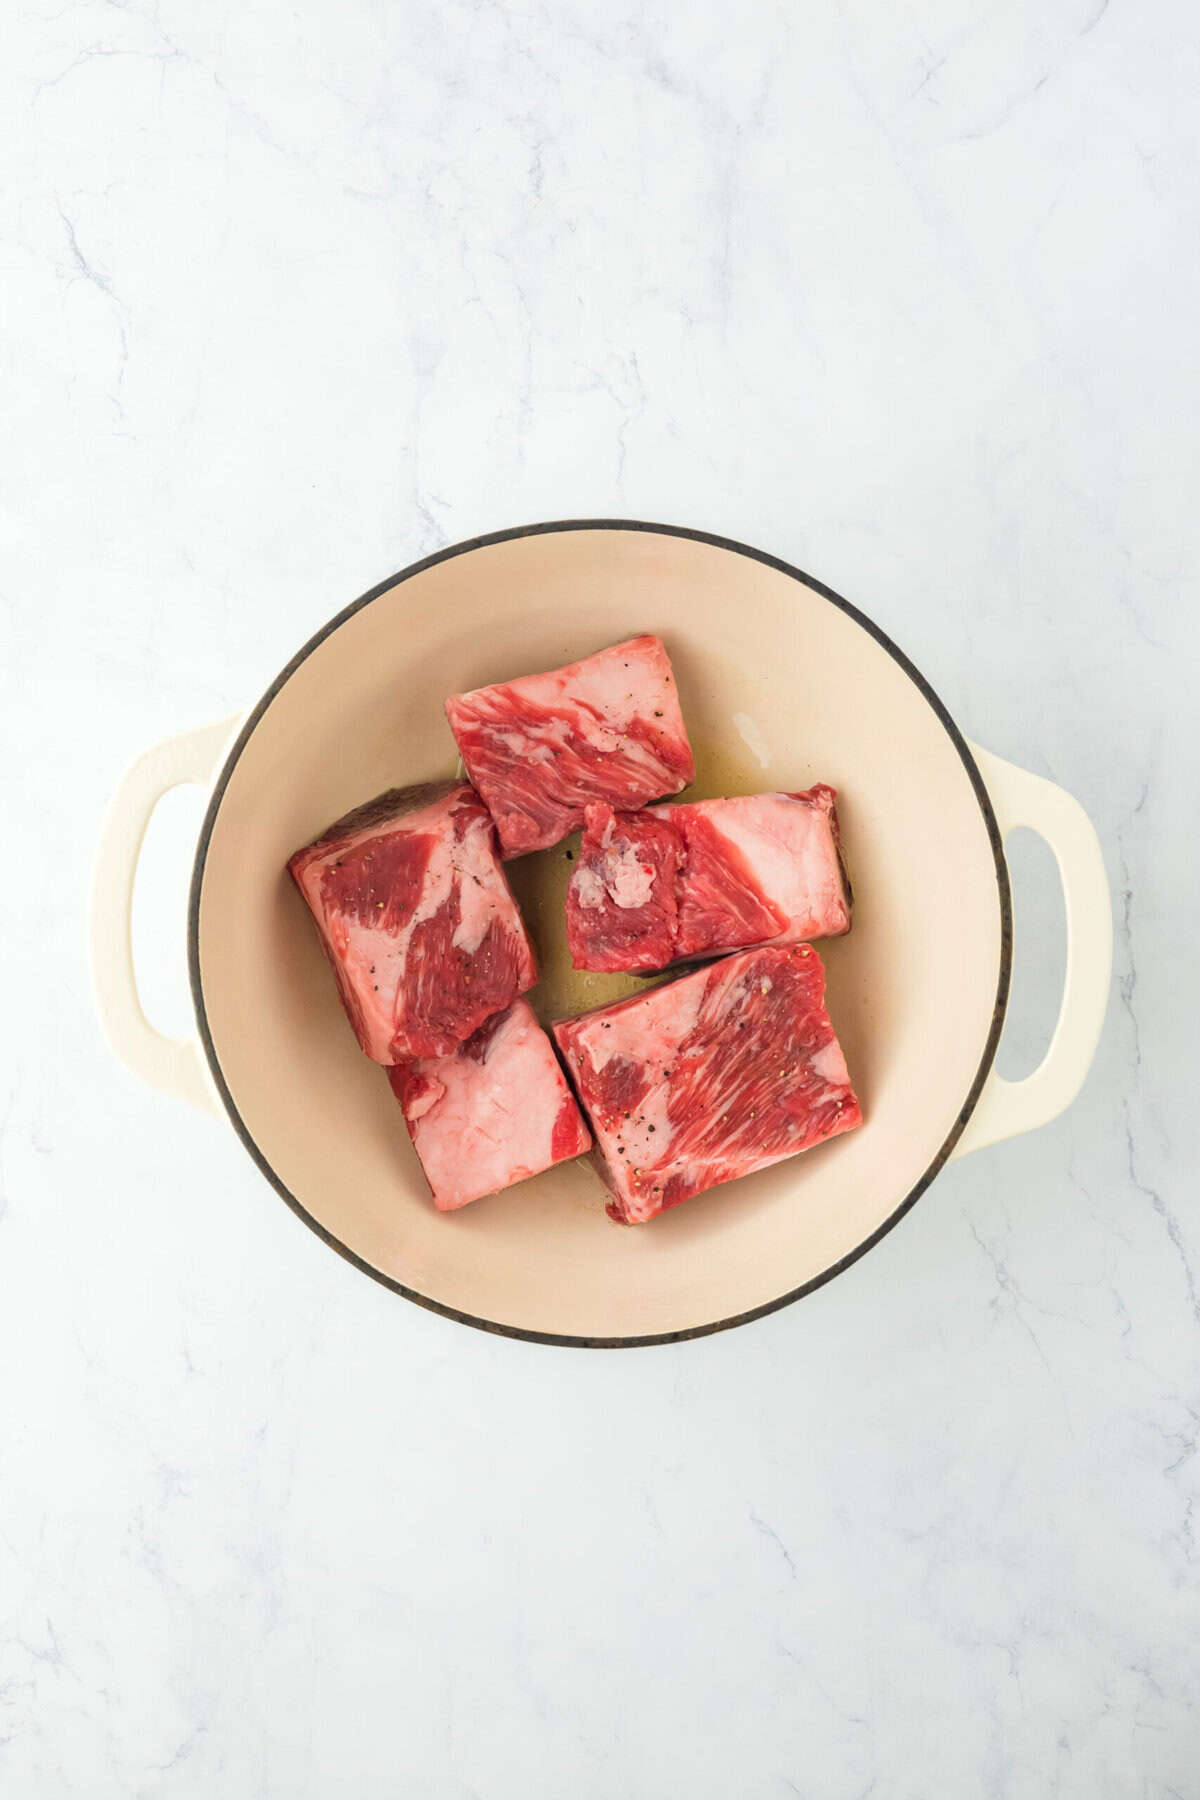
[193,527,1005,1341]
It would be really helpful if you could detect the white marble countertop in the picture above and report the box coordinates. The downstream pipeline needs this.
[3,2,1197,1794]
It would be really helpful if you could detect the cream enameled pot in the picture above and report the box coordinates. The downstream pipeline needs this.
[91,523,1111,1345]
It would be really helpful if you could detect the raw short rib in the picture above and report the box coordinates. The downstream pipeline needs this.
[553,944,861,1223]
[566,787,850,973]
[388,999,591,1210]
[289,780,537,1062]
[445,635,695,857]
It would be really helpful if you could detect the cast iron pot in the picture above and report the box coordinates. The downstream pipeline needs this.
[91,522,1111,1345]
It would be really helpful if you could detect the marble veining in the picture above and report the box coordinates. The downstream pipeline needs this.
[2,1,1197,1795]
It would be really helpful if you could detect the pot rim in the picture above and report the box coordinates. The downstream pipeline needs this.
[187,518,1013,1348]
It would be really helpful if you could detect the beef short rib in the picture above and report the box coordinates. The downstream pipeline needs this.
[445,635,695,858]
[388,999,591,1211]
[566,787,851,973]
[553,944,861,1223]
[289,780,537,1062]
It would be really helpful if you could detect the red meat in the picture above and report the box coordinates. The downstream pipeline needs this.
[566,787,851,973]
[445,635,695,858]
[388,999,591,1211]
[553,944,861,1223]
[289,780,537,1062]
[564,802,681,973]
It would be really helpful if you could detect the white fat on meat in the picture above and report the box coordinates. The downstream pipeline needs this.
[450,808,511,954]
[509,637,671,754]
[667,792,848,942]
[554,638,653,732]
[569,976,706,1180]
[584,838,657,911]
[295,785,524,1061]
[809,1037,851,1086]
[401,1000,586,1210]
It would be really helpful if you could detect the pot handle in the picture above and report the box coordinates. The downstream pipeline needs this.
[951,743,1112,1158]
[90,715,242,1114]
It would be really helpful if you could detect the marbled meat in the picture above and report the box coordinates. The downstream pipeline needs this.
[566,787,850,973]
[553,944,860,1223]
[445,635,695,858]
[388,999,591,1210]
[289,780,537,1062]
